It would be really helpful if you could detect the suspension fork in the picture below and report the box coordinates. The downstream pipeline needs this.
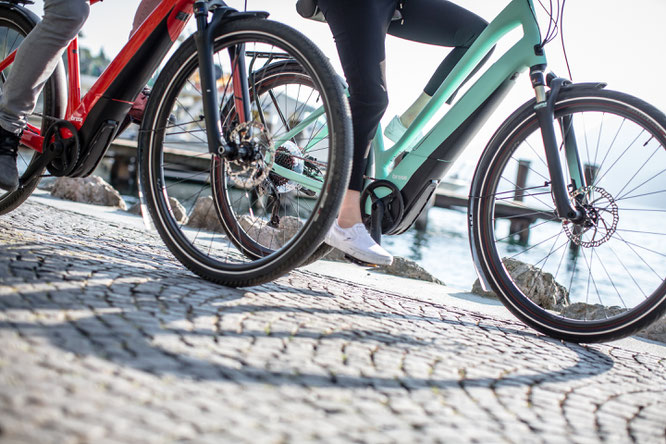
[194,1,226,156]
[530,68,583,221]
[193,0,258,158]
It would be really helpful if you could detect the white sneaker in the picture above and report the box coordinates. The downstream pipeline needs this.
[324,221,393,266]
[384,115,422,146]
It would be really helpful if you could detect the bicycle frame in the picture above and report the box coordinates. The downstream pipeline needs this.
[275,0,583,226]
[6,0,196,178]
[376,0,544,182]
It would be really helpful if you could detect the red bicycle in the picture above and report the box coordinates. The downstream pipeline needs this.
[0,0,351,286]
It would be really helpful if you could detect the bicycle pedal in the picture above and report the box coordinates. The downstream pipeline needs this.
[343,254,379,268]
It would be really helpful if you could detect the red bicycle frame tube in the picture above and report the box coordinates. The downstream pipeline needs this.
[13,0,195,153]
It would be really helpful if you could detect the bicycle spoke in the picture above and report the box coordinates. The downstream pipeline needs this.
[594,127,644,187]
[591,247,628,310]
[614,146,664,201]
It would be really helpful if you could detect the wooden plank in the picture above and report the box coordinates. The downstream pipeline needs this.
[433,189,557,222]
[106,139,211,171]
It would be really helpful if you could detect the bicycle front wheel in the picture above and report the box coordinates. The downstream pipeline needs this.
[470,86,666,342]
[0,6,65,215]
[140,18,351,287]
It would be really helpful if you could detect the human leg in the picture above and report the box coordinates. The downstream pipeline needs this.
[0,0,89,135]
[316,0,397,264]
[0,0,89,191]
[317,0,397,193]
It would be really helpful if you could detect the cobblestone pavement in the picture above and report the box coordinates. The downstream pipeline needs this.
[1,199,665,444]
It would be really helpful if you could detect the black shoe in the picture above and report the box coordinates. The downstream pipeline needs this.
[0,126,20,192]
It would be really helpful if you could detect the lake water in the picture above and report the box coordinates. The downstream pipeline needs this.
[381,206,478,291]
[121,176,665,310]
[381,204,666,310]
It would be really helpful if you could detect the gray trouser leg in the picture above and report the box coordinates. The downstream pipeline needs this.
[0,0,89,135]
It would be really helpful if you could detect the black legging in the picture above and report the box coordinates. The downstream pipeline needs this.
[316,0,489,191]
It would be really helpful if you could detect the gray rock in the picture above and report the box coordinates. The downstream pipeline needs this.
[471,259,665,342]
[127,202,142,215]
[375,256,444,285]
[324,249,443,285]
[637,316,666,343]
[36,176,58,191]
[186,196,224,232]
[238,215,303,250]
[559,302,625,320]
[323,247,347,263]
[186,197,304,244]
[127,198,188,224]
[168,198,188,225]
[560,303,666,344]
[471,280,496,299]
[471,257,569,310]
[51,176,127,210]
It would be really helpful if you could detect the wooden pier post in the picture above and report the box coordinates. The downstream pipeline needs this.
[509,160,531,243]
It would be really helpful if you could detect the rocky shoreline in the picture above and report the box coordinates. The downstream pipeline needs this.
[39,176,665,344]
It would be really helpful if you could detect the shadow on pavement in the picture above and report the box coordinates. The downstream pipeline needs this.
[0,243,616,391]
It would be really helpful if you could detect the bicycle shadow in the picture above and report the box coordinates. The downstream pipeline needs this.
[0,245,616,390]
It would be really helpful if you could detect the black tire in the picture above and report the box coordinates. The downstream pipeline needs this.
[469,86,666,342]
[0,6,65,215]
[139,18,351,287]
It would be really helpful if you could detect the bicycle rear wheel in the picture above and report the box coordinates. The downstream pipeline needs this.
[0,6,65,215]
[216,59,336,266]
[140,18,351,287]
[470,86,666,342]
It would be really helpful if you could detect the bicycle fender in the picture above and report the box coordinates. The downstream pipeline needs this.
[209,8,270,35]
[546,79,606,114]
[1,0,39,27]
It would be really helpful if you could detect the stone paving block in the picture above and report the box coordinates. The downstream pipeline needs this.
[1,200,666,443]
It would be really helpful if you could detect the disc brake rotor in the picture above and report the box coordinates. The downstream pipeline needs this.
[225,121,274,189]
[563,185,619,247]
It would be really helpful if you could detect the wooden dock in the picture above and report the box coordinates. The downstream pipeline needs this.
[433,189,556,220]
[104,139,555,241]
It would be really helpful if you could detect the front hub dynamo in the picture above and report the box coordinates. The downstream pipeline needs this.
[562,185,619,247]
[224,121,274,189]
[360,180,404,235]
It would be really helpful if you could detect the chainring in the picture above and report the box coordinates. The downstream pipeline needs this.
[360,180,405,234]
[44,120,80,177]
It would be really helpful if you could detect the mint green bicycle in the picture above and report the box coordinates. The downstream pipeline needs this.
[141,0,666,343]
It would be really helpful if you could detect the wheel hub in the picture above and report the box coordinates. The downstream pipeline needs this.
[225,121,274,189]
